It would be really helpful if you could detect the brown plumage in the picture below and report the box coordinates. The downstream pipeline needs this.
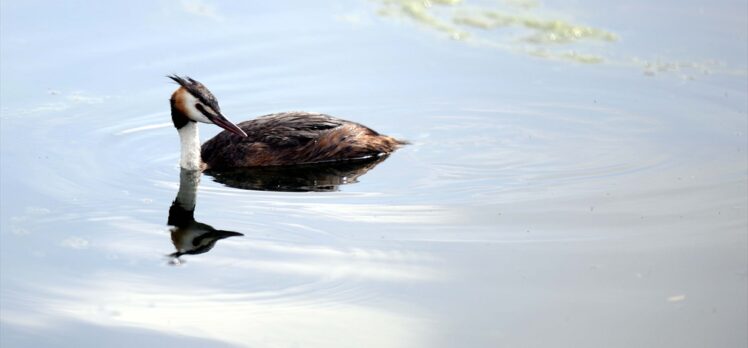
[201,112,406,169]
[168,75,407,170]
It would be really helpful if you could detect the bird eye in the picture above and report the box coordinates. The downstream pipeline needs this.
[195,103,218,120]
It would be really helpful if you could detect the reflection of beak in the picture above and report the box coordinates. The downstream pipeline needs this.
[210,113,248,137]
[193,230,244,246]
[213,230,244,239]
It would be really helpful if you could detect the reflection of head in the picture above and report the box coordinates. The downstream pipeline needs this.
[167,169,243,261]
[169,224,243,258]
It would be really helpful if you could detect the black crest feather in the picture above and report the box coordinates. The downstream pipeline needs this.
[167,74,221,112]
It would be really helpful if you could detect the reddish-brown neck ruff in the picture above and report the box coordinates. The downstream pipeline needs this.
[170,88,191,130]
[170,87,215,129]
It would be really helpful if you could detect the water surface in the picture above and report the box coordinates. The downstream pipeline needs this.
[1,1,746,347]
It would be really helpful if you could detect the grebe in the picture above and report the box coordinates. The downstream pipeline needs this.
[168,75,407,170]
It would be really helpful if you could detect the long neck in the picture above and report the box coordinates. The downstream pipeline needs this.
[168,168,199,227]
[178,122,202,170]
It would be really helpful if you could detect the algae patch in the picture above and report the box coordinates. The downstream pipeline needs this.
[378,0,470,40]
[453,11,617,44]
[375,0,616,64]
[370,0,742,77]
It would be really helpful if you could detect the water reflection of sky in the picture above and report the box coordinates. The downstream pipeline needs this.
[1,1,746,347]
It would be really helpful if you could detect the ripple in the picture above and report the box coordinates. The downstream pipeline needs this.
[387,102,671,204]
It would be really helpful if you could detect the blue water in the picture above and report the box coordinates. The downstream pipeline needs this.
[1,1,746,347]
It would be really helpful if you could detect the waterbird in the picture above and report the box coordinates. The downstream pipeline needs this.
[168,75,407,171]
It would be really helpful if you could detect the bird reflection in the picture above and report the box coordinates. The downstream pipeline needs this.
[167,169,243,263]
[203,155,389,192]
[167,156,389,261]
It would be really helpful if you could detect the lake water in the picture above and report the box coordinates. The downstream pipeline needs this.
[1,1,746,347]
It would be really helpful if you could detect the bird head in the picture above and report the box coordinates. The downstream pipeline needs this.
[168,75,247,137]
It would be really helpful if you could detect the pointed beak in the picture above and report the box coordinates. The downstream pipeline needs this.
[210,113,247,137]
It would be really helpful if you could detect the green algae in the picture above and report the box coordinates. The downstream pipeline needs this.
[372,0,744,76]
[452,11,617,44]
[528,49,605,64]
[375,0,616,63]
[519,18,618,44]
[379,0,469,40]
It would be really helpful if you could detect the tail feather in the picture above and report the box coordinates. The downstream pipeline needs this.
[377,135,409,152]
[394,138,410,146]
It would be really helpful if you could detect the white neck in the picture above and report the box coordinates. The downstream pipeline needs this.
[176,168,201,211]
[178,122,202,170]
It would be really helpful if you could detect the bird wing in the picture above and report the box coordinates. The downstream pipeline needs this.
[242,112,346,147]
